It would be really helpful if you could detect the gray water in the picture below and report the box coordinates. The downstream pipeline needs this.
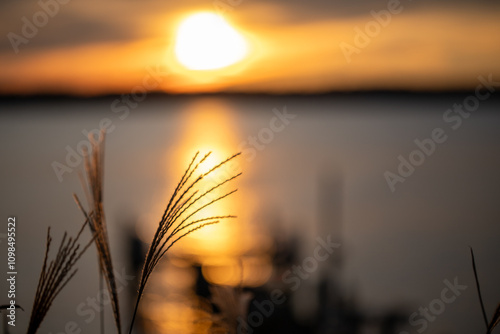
[1,94,499,334]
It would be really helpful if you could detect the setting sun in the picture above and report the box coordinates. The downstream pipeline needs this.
[174,12,248,71]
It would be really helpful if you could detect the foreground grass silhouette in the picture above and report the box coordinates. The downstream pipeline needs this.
[25,130,241,334]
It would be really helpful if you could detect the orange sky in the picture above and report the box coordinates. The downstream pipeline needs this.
[1,1,499,95]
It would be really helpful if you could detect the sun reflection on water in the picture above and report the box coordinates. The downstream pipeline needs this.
[141,98,272,333]
[172,99,245,259]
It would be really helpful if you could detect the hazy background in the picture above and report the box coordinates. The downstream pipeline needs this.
[1,94,500,333]
[1,0,500,333]
[1,0,500,94]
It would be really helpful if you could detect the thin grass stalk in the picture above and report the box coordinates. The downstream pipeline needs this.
[488,304,500,333]
[100,268,105,334]
[470,247,489,332]
[128,151,241,334]
[73,130,122,334]
[27,223,94,334]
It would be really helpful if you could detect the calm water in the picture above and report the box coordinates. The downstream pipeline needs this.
[1,94,500,334]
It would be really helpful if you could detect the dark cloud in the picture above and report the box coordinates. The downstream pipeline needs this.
[248,0,500,21]
[1,9,144,52]
[1,0,498,54]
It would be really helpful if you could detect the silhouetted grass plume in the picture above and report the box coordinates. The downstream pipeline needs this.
[128,151,242,334]
[73,130,122,334]
[27,224,94,334]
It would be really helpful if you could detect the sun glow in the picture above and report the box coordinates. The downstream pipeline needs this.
[174,12,248,70]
